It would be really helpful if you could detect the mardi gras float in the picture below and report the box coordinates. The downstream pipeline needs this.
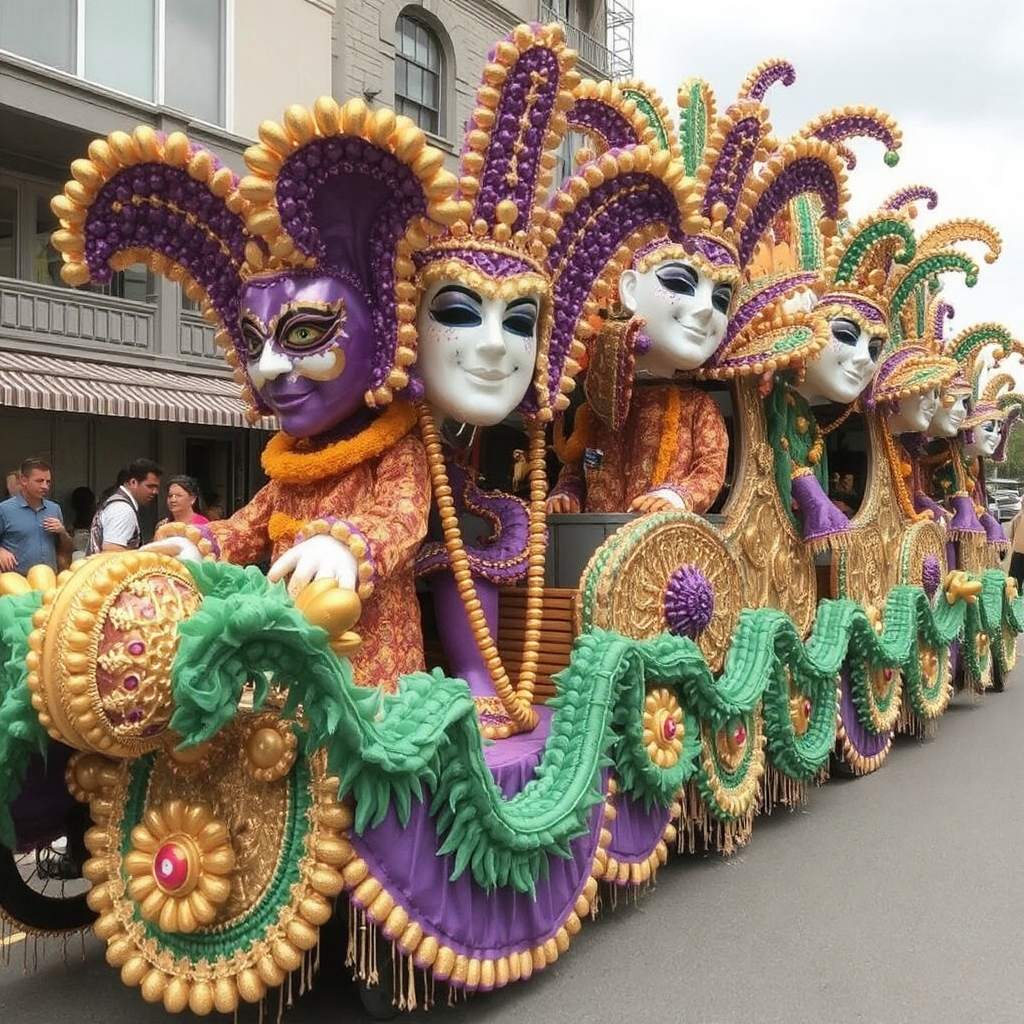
[1,23,1022,1020]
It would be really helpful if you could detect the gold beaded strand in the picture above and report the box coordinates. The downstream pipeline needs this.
[417,403,539,735]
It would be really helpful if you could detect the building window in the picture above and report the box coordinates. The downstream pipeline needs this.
[395,13,442,136]
[0,0,76,73]
[0,176,152,300]
[0,0,225,126]
[0,185,16,279]
[84,0,156,102]
[164,0,225,126]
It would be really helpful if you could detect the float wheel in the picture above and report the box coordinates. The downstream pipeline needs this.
[0,832,92,935]
[578,511,744,672]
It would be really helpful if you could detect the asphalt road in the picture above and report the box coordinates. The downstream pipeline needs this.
[3,666,1022,1024]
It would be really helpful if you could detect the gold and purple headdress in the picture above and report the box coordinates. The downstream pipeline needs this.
[947,324,1015,433]
[50,102,460,418]
[679,61,908,378]
[411,22,580,420]
[564,64,858,382]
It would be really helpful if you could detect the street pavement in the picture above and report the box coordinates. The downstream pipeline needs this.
[2,666,1022,1024]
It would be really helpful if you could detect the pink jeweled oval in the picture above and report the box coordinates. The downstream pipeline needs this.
[154,841,190,891]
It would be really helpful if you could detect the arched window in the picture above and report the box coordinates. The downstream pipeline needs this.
[394,13,443,136]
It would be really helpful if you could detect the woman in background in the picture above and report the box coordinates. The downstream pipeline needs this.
[158,475,209,528]
[69,485,96,559]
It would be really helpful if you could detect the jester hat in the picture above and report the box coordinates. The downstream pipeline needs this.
[677,60,904,379]
[410,22,582,421]
[560,63,873,399]
[950,325,1020,437]
[50,100,460,419]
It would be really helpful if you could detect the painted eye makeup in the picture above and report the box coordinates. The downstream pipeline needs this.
[867,338,883,362]
[503,298,539,338]
[655,263,698,296]
[430,286,483,328]
[275,303,346,353]
[829,318,860,347]
[712,284,732,314]
[240,315,267,361]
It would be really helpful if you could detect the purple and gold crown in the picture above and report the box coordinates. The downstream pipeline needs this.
[412,22,580,420]
[51,103,460,419]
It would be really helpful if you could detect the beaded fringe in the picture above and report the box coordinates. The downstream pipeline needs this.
[759,765,808,814]
[0,916,87,973]
[676,780,755,856]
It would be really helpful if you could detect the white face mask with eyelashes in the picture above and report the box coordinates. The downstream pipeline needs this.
[962,418,1002,458]
[797,317,883,406]
[619,259,732,378]
[416,280,541,427]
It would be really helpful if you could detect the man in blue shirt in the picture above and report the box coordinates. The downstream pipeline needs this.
[0,458,72,574]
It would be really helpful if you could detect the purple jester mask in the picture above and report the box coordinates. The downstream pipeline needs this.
[239,270,376,438]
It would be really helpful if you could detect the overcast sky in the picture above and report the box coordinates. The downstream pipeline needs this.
[633,0,1023,360]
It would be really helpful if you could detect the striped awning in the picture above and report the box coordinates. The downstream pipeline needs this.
[0,350,275,430]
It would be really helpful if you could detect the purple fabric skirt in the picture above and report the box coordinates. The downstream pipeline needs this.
[605,790,671,871]
[348,705,606,972]
[837,666,891,763]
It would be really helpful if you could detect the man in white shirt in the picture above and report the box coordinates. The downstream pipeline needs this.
[86,458,162,554]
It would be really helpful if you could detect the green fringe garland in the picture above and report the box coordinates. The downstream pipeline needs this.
[0,591,46,848]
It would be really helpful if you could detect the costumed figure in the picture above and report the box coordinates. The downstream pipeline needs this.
[756,182,997,553]
[871,342,957,523]
[51,99,463,690]
[862,186,1002,535]
[924,324,1013,542]
[548,62,871,517]
[997,382,1024,589]
[410,23,580,738]
[960,371,1017,548]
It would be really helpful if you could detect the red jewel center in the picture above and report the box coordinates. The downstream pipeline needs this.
[883,668,894,682]
[803,699,813,718]
[733,724,747,746]
[154,842,190,892]
[662,717,678,741]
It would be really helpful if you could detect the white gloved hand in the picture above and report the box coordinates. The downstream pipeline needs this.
[648,487,688,509]
[268,535,359,597]
[144,536,203,561]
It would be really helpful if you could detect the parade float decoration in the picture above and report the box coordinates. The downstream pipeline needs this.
[0,25,1021,1022]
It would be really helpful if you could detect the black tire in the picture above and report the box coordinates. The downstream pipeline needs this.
[0,805,94,933]
[354,935,399,1020]
[356,978,400,1021]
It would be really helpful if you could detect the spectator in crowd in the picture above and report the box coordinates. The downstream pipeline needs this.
[1005,503,1024,583]
[5,469,20,498]
[69,486,97,559]
[0,458,72,573]
[86,458,162,554]
[204,491,225,521]
[99,467,130,503]
[158,475,209,528]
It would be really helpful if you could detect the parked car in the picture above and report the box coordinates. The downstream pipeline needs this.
[988,479,1022,522]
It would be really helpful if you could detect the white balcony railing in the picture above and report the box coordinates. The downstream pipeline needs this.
[178,310,219,361]
[539,4,614,76]
[0,277,154,353]
[0,277,224,369]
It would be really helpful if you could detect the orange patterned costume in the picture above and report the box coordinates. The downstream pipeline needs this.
[208,432,429,691]
[555,385,728,514]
